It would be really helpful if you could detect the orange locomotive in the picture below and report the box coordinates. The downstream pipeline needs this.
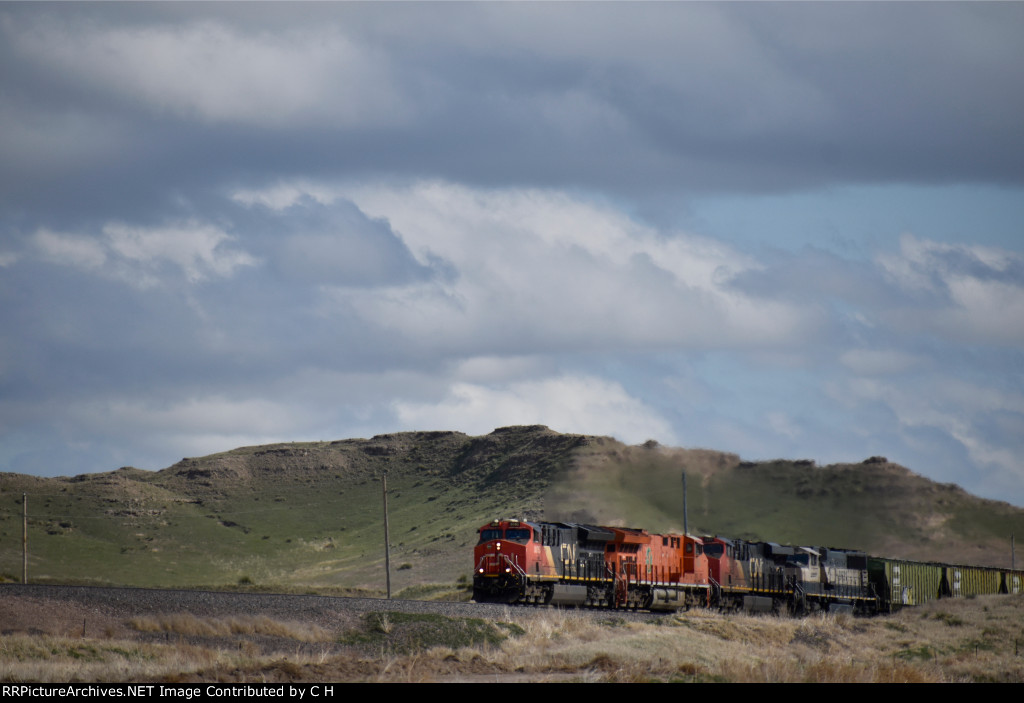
[473,518,709,610]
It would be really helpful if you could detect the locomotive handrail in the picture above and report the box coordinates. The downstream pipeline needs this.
[707,574,721,607]
[501,553,527,579]
[604,563,622,607]
[475,552,525,579]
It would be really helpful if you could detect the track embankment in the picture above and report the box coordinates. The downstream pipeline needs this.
[0,583,660,637]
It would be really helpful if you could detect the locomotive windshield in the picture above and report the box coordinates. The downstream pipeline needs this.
[478,529,502,543]
[477,527,532,544]
[505,528,531,543]
[703,543,724,558]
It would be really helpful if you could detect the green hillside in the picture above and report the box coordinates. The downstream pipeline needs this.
[1,426,1020,594]
[0,426,583,593]
[548,442,1023,567]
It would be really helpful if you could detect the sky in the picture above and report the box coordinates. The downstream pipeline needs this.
[1,3,1023,506]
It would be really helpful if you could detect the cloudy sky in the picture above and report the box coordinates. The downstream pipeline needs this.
[2,3,1023,506]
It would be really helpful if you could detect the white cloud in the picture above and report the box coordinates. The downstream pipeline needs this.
[10,19,406,128]
[844,375,1024,482]
[31,221,256,287]
[393,375,675,445]
[231,181,337,210]
[878,233,1024,344]
[765,411,802,440]
[103,221,257,283]
[266,180,816,354]
[452,355,553,384]
[71,394,317,462]
[33,228,108,269]
[104,395,297,436]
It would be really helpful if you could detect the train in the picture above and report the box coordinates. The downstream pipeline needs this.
[472,518,1023,615]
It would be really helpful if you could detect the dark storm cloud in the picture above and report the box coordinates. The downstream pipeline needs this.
[2,2,1022,213]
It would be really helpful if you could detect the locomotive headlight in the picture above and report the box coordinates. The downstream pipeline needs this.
[505,568,511,573]
[496,542,501,550]
[478,568,484,573]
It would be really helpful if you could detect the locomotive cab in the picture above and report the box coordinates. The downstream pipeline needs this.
[474,519,533,576]
[472,518,553,604]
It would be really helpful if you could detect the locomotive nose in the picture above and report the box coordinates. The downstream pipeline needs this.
[477,542,503,574]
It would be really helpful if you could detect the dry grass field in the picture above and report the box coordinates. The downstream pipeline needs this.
[2,593,1021,683]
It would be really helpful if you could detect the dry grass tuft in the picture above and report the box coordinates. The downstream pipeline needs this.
[128,614,332,642]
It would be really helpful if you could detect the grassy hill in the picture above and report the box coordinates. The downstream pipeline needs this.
[548,442,1023,567]
[1,426,1021,594]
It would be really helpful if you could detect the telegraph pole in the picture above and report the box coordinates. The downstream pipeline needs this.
[682,472,689,536]
[382,472,391,599]
[22,493,27,584]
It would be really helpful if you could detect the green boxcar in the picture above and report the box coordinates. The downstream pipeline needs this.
[868,557,944,611]
[943,564,1000,598]
[1001,570,1023,594]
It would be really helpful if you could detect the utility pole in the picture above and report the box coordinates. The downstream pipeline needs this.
[682,472,688,536]
[382,472,391,599]
[22,493,27,584]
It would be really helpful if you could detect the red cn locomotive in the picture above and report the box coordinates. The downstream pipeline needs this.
[473,518,709,610]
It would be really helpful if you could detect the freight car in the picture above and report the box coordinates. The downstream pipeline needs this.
[473,517,1024,615]
[867,558,1023,612]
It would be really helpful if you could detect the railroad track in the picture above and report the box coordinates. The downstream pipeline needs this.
[0,583,665,633]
